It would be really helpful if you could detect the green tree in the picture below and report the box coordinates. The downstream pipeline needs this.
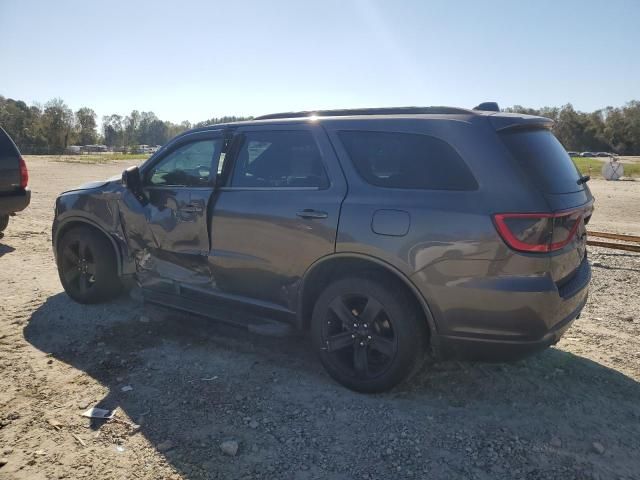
[75,107,98,145]
[622,101,640,155]
[102,114,124,147]
[0,96,48,153]
[42,98,74,153]
[124,110,140,147]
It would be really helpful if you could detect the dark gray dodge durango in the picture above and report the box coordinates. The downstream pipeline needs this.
[52,104,593,392]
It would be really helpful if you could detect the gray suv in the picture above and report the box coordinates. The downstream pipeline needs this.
[52,106,593,392]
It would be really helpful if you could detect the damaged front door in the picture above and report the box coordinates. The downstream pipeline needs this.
[121,130,223,291]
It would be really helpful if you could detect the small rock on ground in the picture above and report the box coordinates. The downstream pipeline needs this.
[592,442,605,455]
[220,440,239,456]
[157,440,175,452]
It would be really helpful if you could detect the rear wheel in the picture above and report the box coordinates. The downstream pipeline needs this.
[0,215,9,232]
[311,275,427,393]
[57,226,122,304]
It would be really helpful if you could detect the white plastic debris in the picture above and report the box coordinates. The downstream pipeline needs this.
[81,407,115,419]
[121,385,133,392]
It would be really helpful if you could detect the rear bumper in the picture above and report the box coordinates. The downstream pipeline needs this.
[0,188,31,215]
[430,258,591,361]
[436,295,586,360]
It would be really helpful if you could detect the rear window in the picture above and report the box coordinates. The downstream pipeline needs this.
[500,129,583,194]
[337,131,477,191]
[0,127,20,164]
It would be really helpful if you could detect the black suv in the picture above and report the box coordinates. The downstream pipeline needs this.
[52,106,593,392]
[0,127,30,237]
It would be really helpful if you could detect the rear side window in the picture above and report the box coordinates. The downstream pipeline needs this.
[500,129,583,194]
[231,131,328,188]
[337,131,477,190]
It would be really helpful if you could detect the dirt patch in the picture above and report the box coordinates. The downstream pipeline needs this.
[1,157,639,479]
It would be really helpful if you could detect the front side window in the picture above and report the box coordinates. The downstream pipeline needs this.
[338,131,478,191]
[148,139,219,187]
[230,131,328,188]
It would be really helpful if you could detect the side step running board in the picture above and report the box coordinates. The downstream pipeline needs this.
[142,288,297,337]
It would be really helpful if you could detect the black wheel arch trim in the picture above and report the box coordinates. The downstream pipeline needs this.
[297,252,439,339]
[53,216,127,276]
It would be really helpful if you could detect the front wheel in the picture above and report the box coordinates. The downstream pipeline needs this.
[311,275,427,393]
[57,226,122,304]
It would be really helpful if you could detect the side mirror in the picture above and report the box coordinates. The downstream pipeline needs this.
[122,166,145,202]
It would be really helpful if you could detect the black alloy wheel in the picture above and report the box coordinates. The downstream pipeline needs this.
[60,237,98,297]
[321,294,397,379]
[312,275,426,393]
[57,226,121,304]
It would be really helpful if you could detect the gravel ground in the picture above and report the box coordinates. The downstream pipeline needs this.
[1,157,639,480]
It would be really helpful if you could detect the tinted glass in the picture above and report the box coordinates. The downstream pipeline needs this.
[337,131,477,190]
[231,131,328,188]
[500,129,583,194]
[0,127,20,166]
[148,139,218,187]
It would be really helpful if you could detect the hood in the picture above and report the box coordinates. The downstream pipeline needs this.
[61,174,121,194]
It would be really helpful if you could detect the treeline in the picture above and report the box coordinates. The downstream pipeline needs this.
[0,95,252,154]
[2,94,640,155]
[504,101,640,155]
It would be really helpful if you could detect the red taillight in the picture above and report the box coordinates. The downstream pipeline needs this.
[494,210,582,253]
[19,156,28,189]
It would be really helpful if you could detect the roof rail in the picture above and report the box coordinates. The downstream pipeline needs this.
[255,106,473,120]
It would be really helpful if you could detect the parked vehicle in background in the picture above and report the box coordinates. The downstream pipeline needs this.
[0,127,30,238]
[567,151,579,157]
[580,152,595,157]
[83,145,109,153]
[65,145,83,155]
[135,145,160,154]
[51,105,593,392]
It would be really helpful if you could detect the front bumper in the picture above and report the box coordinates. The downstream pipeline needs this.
[0,188,31,215]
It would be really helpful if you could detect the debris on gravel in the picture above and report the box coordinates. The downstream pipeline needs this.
[220,440,239,456]
[550,437,562,448]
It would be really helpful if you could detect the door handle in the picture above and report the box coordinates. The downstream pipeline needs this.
[180,204,204,213]
[296,209,328,219]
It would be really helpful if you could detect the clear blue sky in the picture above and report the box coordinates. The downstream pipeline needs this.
[1,0,638,124]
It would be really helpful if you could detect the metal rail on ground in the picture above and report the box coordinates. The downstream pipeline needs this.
[587,230,640,253]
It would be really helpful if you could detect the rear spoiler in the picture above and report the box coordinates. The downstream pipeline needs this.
[488,113,553,132]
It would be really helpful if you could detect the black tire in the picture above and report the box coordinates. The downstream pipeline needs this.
[57,226,122,304]
[0,215,9,232]
[311,274,427,393]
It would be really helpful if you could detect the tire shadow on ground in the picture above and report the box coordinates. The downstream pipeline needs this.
[22,292,640,479]
[0,241,16,257]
